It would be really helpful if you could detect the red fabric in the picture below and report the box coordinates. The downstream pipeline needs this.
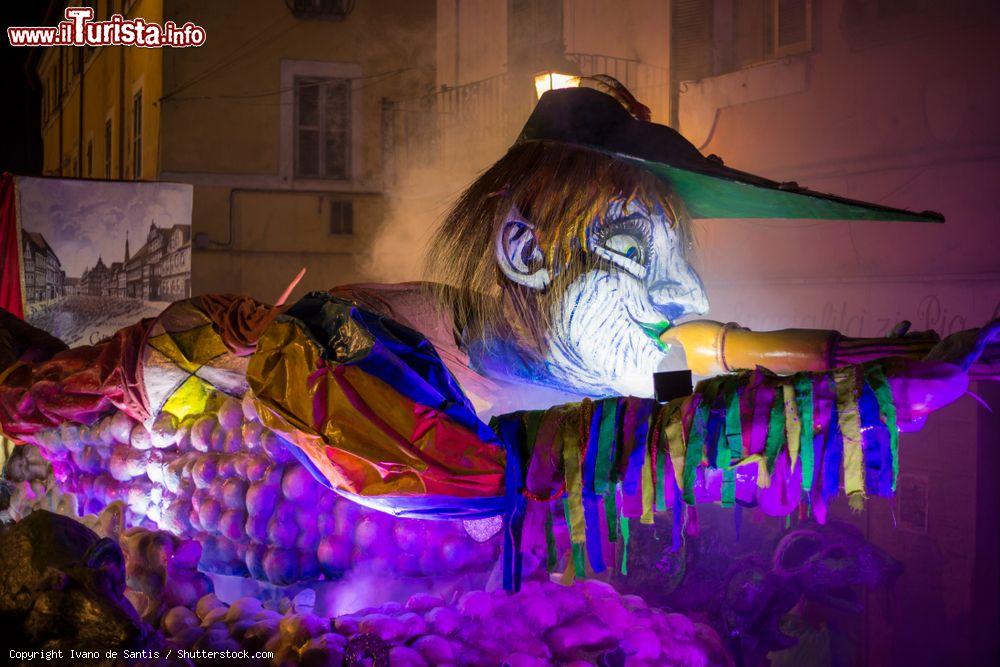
[0,317,154,438]
[194,293,274,356]
[0,173,24,318]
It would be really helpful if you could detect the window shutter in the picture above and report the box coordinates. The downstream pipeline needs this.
[329,201,353,236]
[672,0,714,83]
[773,0,812,56]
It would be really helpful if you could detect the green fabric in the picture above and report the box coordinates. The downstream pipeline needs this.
[793,374,815,492]
[620,515,630,575]
[684,394,717,505]
[563,498,586,578]
[572,544,586,577]
[655,440,668,512]
[684,379,721,504]
[765,389,787,473]
[545,503,558,572]
[594,399,619,494]
[604,489,618,543]
[523,410,544,454]
[865,363,899,491]
[635,160,942,223]
[720,378,742,507]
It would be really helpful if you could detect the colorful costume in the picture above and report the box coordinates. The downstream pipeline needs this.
[0,287,987,589]
[1,87,994,590]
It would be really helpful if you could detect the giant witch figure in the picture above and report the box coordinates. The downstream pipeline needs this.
[1,87,997,587]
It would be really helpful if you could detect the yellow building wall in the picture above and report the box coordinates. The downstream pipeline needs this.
[157,0,436,300]
[37,0,163,181]
[563,0,671,122]
[436,0,508,88]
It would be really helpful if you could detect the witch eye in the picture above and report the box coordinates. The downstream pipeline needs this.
[604,234,645,264]
[592,232,649,279]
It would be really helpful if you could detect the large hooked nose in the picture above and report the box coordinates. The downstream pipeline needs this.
[649,273,709,321]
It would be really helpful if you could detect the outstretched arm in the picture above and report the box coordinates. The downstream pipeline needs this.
[660,319,939,376]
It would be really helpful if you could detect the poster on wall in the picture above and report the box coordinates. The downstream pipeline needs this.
[10,176,193,347]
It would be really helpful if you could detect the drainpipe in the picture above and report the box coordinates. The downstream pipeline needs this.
[58,53,63,176]
[454,0,460,85]
[119,32,126,178]
[78,48,84,177]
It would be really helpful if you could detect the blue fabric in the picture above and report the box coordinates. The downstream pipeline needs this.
[582,402,606,573]
[821,412,843,502]
[284,292,500,448]
[622,402,653,497]
[859,381,893,497]
[335,488,508,519]
[495,413,527,591]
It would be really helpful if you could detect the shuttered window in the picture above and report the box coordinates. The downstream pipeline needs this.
[773,0,812,56]
[329,200,353,236]
[294,77,351,180]
[671,0,715,84]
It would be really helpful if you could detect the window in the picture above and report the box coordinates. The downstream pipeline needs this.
[294,77,351,179]
[104,119,112,178]
[329,200,353,235]
[132,90,142,179]
[86,140,93,176]
[773,0,812,56]
[726,0,813,70]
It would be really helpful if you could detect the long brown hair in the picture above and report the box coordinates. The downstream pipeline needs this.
[425,140,690,352]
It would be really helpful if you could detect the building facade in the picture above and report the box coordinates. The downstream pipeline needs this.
[387,0,673,185]
[667,1,1000,664]
[75,222,191,301]
[37,0,436,303]
[38,0,163,182]
[21,232,65,302]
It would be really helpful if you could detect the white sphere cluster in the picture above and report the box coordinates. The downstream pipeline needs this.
[157,580,729,667]
[17,396,500,586]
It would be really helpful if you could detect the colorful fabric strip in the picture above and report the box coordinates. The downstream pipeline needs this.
[721,378,742,506]
[763,390,786,488]
[793,374,815,492]
[833,366,865,499]
[782,383,801,469]
[865,364,899,491]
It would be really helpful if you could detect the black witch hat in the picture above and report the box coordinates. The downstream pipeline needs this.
[519,87,943,223]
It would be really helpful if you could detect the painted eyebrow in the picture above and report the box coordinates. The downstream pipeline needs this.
[602,211,648,225]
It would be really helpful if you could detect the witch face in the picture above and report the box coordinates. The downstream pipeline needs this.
[496,199,708,397]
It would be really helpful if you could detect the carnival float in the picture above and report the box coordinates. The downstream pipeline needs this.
[1,85,997,666]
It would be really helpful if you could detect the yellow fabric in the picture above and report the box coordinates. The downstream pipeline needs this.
[664,399,687,492]
[782,383,801,468]
[248,319,506,500]
[161,374,213,420]
[833,366,865,499]
[561,404,586,545]
[641,406,664,525]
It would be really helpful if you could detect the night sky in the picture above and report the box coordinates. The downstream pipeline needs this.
[0,2,53,175]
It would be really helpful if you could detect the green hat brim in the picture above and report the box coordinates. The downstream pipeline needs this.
[631,158,944,223]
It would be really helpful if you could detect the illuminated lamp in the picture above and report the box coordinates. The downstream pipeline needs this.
[533,70,581,100]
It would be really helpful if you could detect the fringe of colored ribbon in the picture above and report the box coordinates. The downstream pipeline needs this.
[499,360,901,584]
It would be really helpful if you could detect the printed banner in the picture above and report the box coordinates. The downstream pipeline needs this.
[13,176,193,346]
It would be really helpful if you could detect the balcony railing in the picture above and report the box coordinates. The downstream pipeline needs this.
[382,53,671,192]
